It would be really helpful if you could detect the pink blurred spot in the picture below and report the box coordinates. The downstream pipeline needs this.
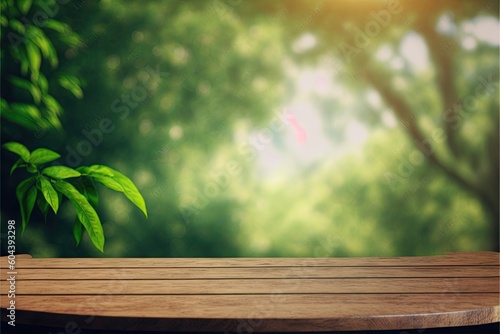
[315,76,327,90]
[286,113,307,144]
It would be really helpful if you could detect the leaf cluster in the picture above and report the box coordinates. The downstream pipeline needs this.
[1,0,84,131]
[3,142,148,252]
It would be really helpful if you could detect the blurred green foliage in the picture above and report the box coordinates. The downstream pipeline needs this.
[1,0,148,252]
[1,0,498,257]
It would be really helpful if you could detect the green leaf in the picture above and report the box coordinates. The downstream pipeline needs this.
[78,165,113,176]
[18,50,29,75]
[1,15,8,27]
[74,176,99,209]
[9,76,41,104]
[16,176,37,235]
[36,195,50,222]
[44,19,71,33]
[9,19,25,34]
[17,0,32,14]
[37,73,48,93]
[31,85,41,104]
[26,26,52,61]
[81,172,124,192]
[58,74,83,99]
[27,164,37,173]
[3,142,30,162]
[9,76,31,90]
[43,166,81,179]
[46,41,58,68]
[29,148,60,165]
[57,191,63,207]
[43,94,62,114]
[25,40,40,80]
[73,219,84,246]
[1,104,39,130]
[11,103,42,118]
[78,165,148,218]
[60,32,83,49]
[53,180,104,252]
[40,175,59,214]
[46,113,62,130]
[43,94,63,115]
[10,158,25,175]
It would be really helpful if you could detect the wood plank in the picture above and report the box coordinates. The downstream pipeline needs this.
[1,253,498,331]
[2,277,498,295]
[1,294,498,331]
[1,265,497,280]
[1,252,498,268]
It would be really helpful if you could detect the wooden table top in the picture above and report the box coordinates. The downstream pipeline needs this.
[1,252,499,332]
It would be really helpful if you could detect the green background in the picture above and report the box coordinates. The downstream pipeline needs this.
[1,0,498,257]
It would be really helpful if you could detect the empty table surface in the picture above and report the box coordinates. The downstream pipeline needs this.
[1,252,499,332]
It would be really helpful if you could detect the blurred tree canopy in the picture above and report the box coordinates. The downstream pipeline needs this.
[1,0,498,257]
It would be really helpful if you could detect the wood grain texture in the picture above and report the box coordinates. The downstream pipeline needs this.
[2,278,499,295]
[0,252,498,332]
[1,266,497,280]
[1,252,498,268]
[1,294,499,332]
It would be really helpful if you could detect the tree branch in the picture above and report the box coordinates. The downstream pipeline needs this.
[360,60,495,217]
[416,17,461,158]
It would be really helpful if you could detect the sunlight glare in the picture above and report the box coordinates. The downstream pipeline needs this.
[436,13,456,35]
[297,69,318,93]
[346,120,368,146]
[461,36,477,50]
[283,102,333,162]
[461,16,500,46]
[292,33,317,53]
[381,110,397,128]
[389,56,404,70]
[366,90,382,108]
[399,32,429,72]
[375,44,393,62]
